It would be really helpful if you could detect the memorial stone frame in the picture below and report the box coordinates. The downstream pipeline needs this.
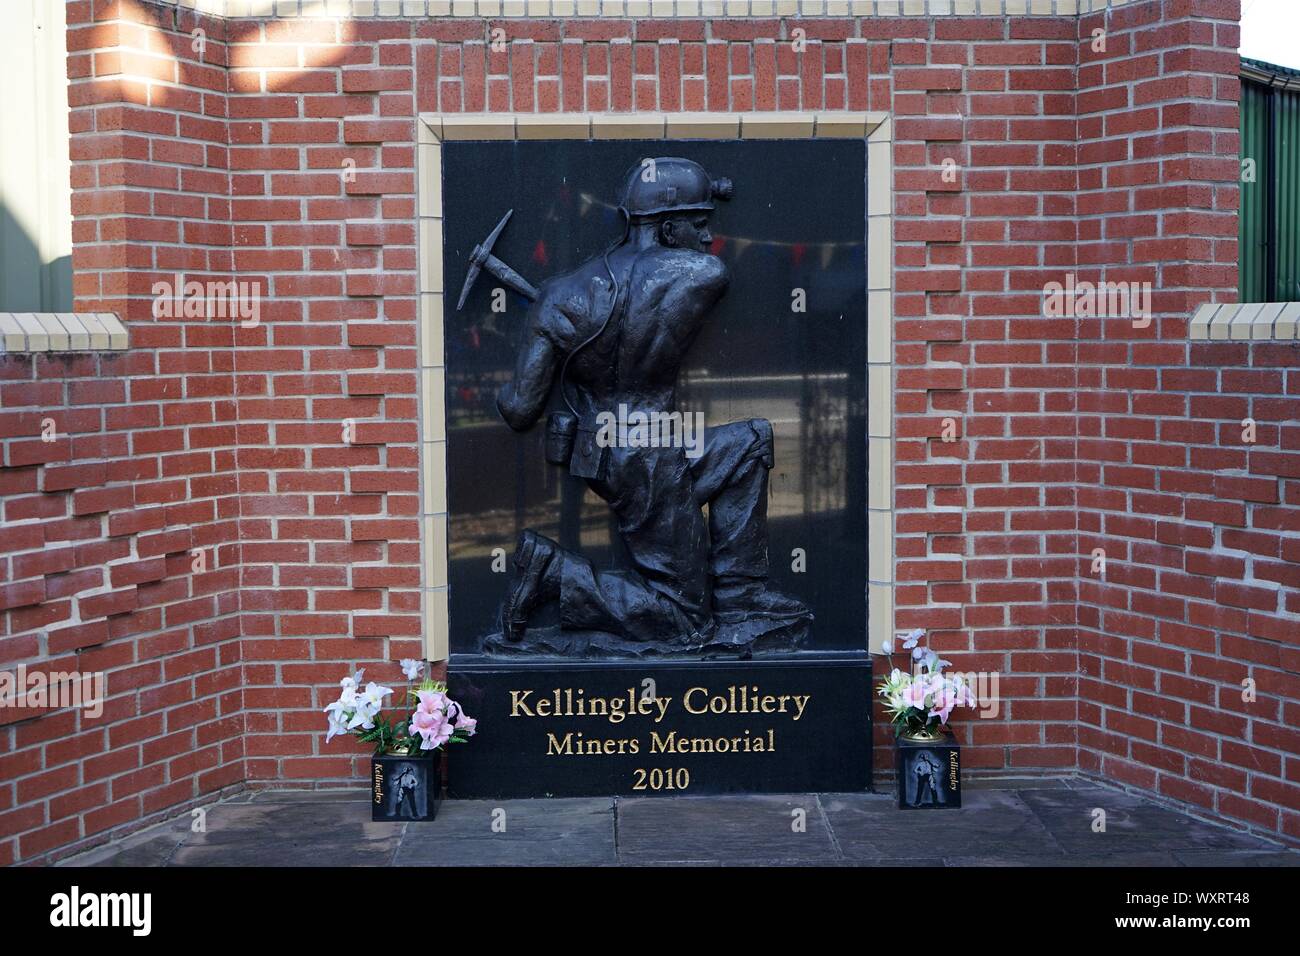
[414,111,896,796]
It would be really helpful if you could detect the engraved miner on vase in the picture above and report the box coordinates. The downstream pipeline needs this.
[466,157,813,656]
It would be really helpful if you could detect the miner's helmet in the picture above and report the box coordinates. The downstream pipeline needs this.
[617,157,733,221]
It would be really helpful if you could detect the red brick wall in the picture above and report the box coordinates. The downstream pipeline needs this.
[225,13,429,788]
[1,0,1292,864]
[1074,0,1299,843]
[886,12,1085,781]
[1,1,245,865]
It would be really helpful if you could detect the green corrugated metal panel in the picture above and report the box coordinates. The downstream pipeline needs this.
[1279,81,1300,302]
[1240,62,1300,303]
[1240,79,1270,302]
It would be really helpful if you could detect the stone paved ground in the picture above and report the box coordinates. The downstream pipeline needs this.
[64,778,1299,867]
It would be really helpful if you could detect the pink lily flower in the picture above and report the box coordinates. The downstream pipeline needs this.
[902,682,928,710]
[410,707,451,750]
[928,689,956,725]
[448,699,477,736]
[416,689,447,713]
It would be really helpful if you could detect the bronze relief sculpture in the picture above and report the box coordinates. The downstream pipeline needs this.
[461,158,812,657]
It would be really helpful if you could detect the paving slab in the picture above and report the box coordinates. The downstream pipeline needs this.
[63,815,194,867]
[396,797,616,866]
[820,789,1068,863]
[239,789,362,804]
[1172,849,1300,867]
[169,800,402,867]
[615,793,837,865]
[59,780,1300,868]
[1018,786,1270,854]
[944,851,1183,867]
[963,777,1074,791]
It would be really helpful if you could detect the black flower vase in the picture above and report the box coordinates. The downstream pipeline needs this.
[895,731,960,809]
[371,751,441,822]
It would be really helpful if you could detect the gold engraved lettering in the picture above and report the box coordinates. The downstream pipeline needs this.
[682,686,808,719]
[650,728,775,753]
[546,732,640,756]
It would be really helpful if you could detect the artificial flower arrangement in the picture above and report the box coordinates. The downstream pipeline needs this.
[877,628,977,741]
[323,658,476,756]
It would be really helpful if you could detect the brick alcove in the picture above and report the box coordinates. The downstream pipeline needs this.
[0,0,1294,865]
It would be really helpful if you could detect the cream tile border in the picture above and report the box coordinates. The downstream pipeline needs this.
[417,110,893,661]
[592,113,668,140]
[0,312,128,353]
[186,0,1135,15]
[740,113,815,139]
[516,115,593,140]
[666,113,743,139]
[1190,302,1300,342]
[864,114,893,655]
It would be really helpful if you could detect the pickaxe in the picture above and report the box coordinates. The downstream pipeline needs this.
[455,209,539,311]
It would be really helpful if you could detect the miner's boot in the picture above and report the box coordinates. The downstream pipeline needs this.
[500,530,561,641]
[712,576,813,621]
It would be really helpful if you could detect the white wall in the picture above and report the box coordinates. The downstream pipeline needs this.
[0,0,73,312]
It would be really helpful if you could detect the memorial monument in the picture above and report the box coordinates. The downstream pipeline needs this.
[442,138,870,796]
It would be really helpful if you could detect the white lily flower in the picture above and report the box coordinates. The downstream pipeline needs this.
[323,700,353,742]
[347,704,374,731]
[324,706,351,743]
[339,669,364,697]
[360,682,392,710]
[400,658,424,681]
[342,682,391,731]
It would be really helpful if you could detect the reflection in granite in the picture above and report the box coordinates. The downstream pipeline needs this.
[443,139,867,658]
